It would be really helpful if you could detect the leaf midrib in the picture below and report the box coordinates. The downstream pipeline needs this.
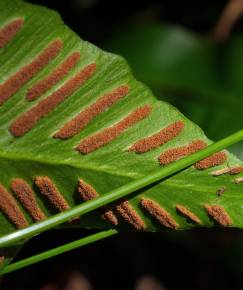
[0,150,224,193]
[0,149,141,178]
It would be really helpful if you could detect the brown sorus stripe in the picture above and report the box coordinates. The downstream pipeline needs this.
[205,204,232,226]
[235,177,243,184]
[212,166,243,176]
[158,140,227,169]
[102,210,118,226]
[35,176,70,212]
[0,39,62,106]
[116,200,146,230]
[27,52,81,101]
[0,256,4,264]
[0,18,23,49]
[176,205,201,224]
[10,63,96,137]
[140,198,178,229]
[0,183,28,228]
[77,105,152,154]
[129,120,184,153]
[229,166,243,175]
[195,151,227,170]
[11,178,46,222]
[54,85,129,139]
[158,140,206,165]
[211,168,231,176]
[78,179,118,226]
[78,179,99,200]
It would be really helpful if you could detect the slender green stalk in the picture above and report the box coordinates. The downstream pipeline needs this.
[0,129,242,248]
[0,229,118,275]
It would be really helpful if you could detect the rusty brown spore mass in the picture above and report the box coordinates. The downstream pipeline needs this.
[11,178,46,222]
[35,176,70,212]
[77,105,152,154]
[129,120,184,153]
[205,204,232,226]
[10,63,96,137]
[0,183,29,228]
[159,140,227,169]
[176,204,201,224]
[54,85,129,139]
[140,198,178,229]
[116,200,146,230]
[0,18,24,49]
[0,39,62,106]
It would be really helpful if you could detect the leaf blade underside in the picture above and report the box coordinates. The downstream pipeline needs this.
[0,0,243,269]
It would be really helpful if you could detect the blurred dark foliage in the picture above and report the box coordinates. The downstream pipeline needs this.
[25,0,230,44]
[2,1,243,290]
[3,228,243,290]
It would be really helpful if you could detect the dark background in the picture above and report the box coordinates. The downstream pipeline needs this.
[3,228,243,290]
[2,1,243,290]
[20,0,230,44]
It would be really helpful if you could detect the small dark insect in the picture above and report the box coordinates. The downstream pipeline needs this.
[216,187,226,197]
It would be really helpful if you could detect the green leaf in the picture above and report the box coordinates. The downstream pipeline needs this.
[0,0,243,269]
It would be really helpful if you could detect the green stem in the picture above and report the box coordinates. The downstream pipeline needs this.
[0,229,118,275]
[0,129,243,248]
